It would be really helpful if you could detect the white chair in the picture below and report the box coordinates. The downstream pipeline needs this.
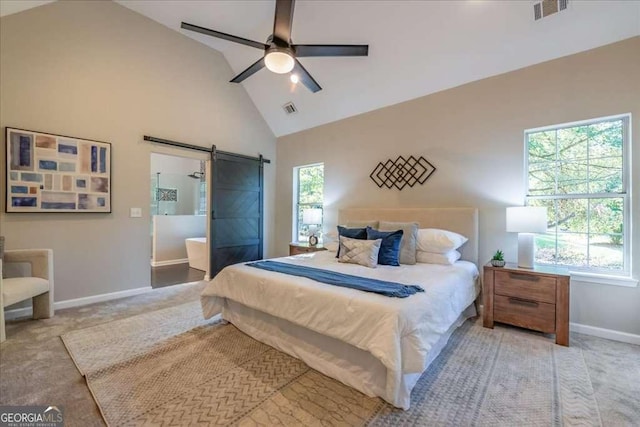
[1,249,54,342]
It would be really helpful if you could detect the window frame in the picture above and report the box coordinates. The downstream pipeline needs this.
[292,163,324,243]
[524,113,631,276]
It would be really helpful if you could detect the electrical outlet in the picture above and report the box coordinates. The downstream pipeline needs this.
[130,207,142,218]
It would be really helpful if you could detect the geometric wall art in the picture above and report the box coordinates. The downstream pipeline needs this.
[157,188,177,202]
[6,127,111,213]
[369,155,436,190]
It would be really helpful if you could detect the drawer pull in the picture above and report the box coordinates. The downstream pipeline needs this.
[508,297,539,308]
[509,272,539,282]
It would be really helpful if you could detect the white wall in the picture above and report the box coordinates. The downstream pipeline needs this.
[276,37,640,336]
[150,153,202,216]
[152,215,206,265]
[0,1,276,301]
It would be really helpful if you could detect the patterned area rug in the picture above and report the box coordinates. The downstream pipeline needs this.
[62,301,602,426]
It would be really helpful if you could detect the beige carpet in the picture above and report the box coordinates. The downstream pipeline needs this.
[62,301,603,426]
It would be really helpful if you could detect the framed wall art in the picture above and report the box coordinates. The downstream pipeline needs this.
[6,127,111,213]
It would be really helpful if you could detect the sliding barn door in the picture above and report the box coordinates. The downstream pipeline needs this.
[209,150,264,278]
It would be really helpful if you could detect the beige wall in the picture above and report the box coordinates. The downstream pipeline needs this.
[0,1,276,301]
[277,37,640,335]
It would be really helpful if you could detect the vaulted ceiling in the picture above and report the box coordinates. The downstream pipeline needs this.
[3,1,639,137]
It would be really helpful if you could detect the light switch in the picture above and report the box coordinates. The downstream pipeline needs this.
[130,207,142,218]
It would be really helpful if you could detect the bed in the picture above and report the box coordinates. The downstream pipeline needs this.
[201,208,479,409]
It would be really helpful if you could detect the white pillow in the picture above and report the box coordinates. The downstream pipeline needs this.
[323,230,339,252]
[338,236,381,268]
[416,250,461,265]
[323,241,339,252]
[417,228,468,254]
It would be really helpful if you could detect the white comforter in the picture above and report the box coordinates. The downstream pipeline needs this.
[201,251,479,407]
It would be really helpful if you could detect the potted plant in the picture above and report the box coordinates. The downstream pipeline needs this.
[491,250,505,267]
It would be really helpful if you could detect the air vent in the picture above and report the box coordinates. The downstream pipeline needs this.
[282,102,298,115]
[534,0,568,20]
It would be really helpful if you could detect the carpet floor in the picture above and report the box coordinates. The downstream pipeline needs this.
[1,282,639,426]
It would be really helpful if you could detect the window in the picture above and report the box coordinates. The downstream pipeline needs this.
[197,181,207,215]
[293,163,324,242]
[525,114,630,274]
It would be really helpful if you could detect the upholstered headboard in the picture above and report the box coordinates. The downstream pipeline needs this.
[338,208,479,266]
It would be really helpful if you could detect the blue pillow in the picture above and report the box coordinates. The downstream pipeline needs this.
[336,226,367,257]
[366,227,403,266]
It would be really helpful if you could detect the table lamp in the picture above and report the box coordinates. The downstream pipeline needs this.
[302,208,323,246]
[506,206,547,269]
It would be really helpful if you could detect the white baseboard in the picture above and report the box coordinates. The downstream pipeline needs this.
[570,322,640,346]
[150,258,189,267]
[3,286,152,320]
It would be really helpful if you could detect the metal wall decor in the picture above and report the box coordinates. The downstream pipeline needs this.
[157,188,178,202]
[369,155,436,190]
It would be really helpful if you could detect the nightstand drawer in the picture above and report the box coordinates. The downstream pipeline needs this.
[494,295,556,333]
[494,271,556,304]
[289,244,327,256]
[290,246,313,255]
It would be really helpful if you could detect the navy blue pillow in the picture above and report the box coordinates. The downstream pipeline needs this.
[366,227,403,266]
[336,226,367,257]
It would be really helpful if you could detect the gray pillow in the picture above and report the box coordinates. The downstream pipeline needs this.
[378,221,419,265]
[338,236,381,268]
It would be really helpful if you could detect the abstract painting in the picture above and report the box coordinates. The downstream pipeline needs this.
[6,127,111,213]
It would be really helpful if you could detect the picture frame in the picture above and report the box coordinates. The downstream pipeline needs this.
[6,127,112,213]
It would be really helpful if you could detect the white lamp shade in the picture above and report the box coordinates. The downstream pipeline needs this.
[302,208,323,225]
[506,207,547,233]
[264,51,294,74]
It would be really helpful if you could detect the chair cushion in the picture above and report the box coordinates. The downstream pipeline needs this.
[2,277,50,307]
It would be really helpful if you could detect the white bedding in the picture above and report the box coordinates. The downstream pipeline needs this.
[201,251,479,408]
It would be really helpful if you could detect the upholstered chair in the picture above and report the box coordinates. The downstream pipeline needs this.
[1,249,54,342]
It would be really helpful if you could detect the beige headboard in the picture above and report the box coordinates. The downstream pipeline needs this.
[338,208,479,266]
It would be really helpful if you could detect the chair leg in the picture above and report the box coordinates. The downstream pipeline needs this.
[32,292,54,319]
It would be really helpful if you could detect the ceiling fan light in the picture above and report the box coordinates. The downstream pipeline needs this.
[265,51,294,74]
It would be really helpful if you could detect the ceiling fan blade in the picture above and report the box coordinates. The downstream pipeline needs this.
[230,57,266,83]
[181,22,268,50]
[273,0,295,43]
[293,59,321,93]
[293,44,369,57]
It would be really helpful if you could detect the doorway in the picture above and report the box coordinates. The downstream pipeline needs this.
[150,152,207,288]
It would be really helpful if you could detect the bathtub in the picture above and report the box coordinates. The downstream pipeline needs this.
[185,237,207,271]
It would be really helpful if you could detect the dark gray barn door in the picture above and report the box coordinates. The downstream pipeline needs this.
[209,149,264,277]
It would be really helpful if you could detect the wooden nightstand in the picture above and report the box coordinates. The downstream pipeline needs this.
[289,242,327,256]
[483,263,570,346]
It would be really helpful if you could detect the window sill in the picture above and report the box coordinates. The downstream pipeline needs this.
[569,271,638,288]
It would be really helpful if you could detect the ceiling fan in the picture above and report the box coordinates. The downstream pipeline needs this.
[181,0,369,93]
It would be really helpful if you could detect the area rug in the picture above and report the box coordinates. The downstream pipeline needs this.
[62,301,602,426]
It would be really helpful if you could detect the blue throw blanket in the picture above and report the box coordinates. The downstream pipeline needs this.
[246,261,424,298]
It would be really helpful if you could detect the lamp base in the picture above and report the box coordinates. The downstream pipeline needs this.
[517,233,535,269]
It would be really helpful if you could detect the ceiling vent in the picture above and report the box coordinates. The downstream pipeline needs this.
[282,102,298,115]
[534,0,568,21]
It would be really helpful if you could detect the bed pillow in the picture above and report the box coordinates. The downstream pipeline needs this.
[322,230,339,252]
[416,228,468,254]
[338,236,381,268]
[416,250,461,265]
[366,227,403,267]
[378,221,419,265]
[336,226,367,257]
